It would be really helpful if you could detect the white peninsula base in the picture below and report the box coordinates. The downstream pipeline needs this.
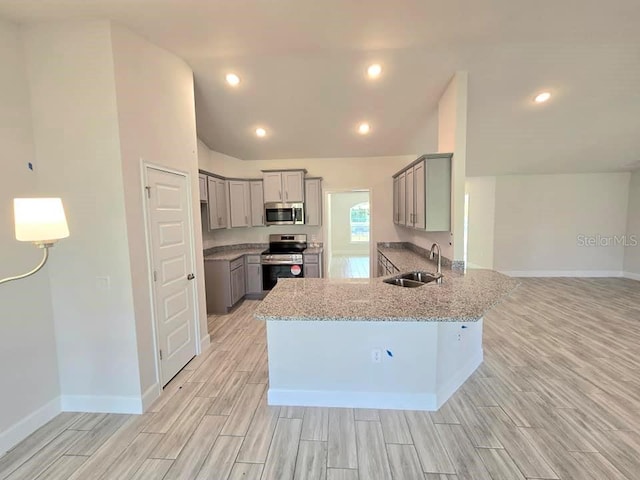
[266,318,483,411]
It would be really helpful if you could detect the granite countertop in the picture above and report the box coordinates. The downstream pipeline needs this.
[255,250,519,322]
[204,248,265,262]
[303,247,324,255]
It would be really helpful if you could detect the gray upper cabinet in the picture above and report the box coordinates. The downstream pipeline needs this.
[199,174,208,203]
[228,180,251,228]
[262,170,305,203]
[250,181,265,226]
[405,166,415,227]
[282,171,304,202]
[207,176,228,230]
[304,178,322,226]
[393,176,399,224]
[263,172,283,202]
[424,155,451,232]
[414,160,426,230]
[398,171,406,225]
[393,153,452,232]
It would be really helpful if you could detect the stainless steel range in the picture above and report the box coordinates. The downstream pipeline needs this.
[261,234,307,290]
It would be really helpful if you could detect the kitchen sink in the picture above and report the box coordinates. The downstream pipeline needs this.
[399,271,442,284]
[383,271,443,288]
[383,277,425,288]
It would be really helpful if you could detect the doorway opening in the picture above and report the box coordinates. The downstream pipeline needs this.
[325,191,371,279]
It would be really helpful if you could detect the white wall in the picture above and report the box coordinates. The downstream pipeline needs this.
[198,142,412,250]
[493,173,631,275]
[329,192,370,256]
[23,21,142,410]
[398,72,468,262]
[465,177,496,269]
[624,170,640,277]
[0,18,61,454]
[111,24,208,400]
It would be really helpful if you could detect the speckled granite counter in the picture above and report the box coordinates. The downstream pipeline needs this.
[204,248,265,262]
[255,251,518,322]
[303,247,324,255]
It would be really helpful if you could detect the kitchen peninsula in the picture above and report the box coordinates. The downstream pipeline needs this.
[255,250,518,411]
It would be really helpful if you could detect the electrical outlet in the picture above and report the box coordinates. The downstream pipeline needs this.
[371,349,381,363]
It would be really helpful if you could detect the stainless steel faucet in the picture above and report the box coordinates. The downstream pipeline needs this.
[429,243,443,283]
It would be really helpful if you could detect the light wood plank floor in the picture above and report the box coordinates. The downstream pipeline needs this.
[328,255,370,279]
[1,277,639,479]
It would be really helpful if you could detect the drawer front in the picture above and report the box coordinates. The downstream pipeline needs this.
[245,254,261,264]
[230,257,244,270]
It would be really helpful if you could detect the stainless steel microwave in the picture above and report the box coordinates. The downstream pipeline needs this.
[264,203,304,225]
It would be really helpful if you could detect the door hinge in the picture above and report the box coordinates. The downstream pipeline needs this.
[153,270,158,282]
[159,349,163,360]
[145,186,151,198]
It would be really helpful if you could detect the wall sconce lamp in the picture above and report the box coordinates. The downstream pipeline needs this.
[0,198,69,285]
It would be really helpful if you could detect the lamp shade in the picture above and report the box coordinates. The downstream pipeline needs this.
[14,198,70,242]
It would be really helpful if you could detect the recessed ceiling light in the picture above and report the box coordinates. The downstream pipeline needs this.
[358,122,371,135]
[255,127,267,138]
[367,64,382,79]
[534,91,551,103]
[226,73,240,86]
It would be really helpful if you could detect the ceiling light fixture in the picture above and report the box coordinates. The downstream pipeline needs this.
[358,123,371,135]
[367,64,382,79]
[534,91,551,103]
[225,73,240,86]
[255,127,267,138]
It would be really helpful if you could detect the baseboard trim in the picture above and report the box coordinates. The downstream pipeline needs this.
[435,351,483,409]
[624,271,640,281]
[199,334,211,353]
[500,270,624,278]
[267,389,438,411]
[0,397,61,456]
[60,395,143,414]
[141,383,161,412]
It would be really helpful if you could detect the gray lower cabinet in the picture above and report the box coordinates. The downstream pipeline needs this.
[205,256,245,314]
[303,252,323,278]
[245,255,263,296]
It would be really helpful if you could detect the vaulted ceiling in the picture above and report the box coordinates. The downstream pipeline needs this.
[1,0,639,175]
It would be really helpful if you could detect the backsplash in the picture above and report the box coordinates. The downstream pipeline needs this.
[377,241,465,271]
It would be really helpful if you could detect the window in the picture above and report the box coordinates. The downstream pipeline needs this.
[350,202,370,242]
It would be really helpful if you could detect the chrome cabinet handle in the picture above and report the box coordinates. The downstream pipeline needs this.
[187,273,195,280]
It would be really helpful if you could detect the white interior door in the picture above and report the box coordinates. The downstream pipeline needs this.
[146,166,197,386]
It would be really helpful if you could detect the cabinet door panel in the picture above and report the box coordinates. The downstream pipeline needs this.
[398,172,406,225]
[283,171,304,202]
[305,263,320,278]
[250,181,265,226]
[229,181,250,228]
[215,179,228,228]
[230,266,245,305]
[393,177,399,224]
[414,161,426,230]
[405,167,414,227]
[304,178,322,226]
[199,174,208,202]
[207,176,219,229]
[263,172,282,203]
[246,263,262,294]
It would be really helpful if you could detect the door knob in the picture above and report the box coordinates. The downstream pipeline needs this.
[187,273,195,280]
